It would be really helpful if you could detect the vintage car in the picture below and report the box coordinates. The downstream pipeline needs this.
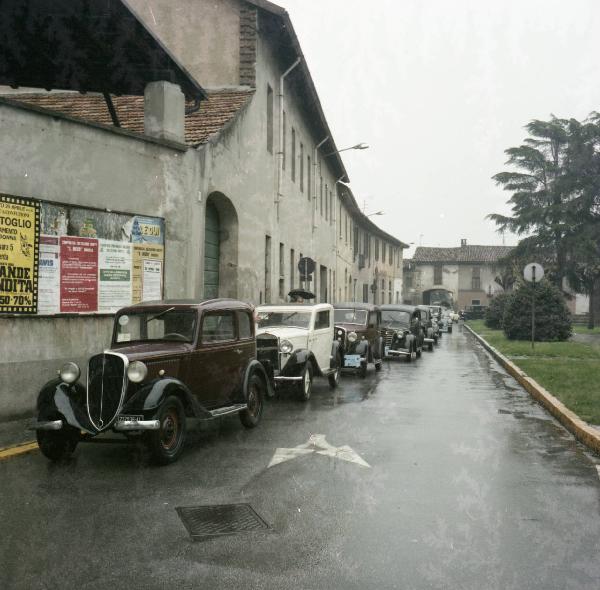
[255,303,340,400]
[428,305,447,336]
[31,300,270,465]
[333,303,383,377]
[379,304,423,361]
[415,306,437,351]
[440,309,454,332]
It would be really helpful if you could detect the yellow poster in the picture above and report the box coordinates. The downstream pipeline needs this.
[132,244,164,304]
[0,195,40,314]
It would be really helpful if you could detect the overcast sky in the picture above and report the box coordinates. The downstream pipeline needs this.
[275,0,600,255]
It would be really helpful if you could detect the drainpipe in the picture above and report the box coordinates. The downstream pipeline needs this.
[276,58,301,219]
[333,176,346,303]
[312,136,329,232]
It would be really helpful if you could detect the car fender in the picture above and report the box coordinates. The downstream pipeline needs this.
[52,383,97,434]
[281,349,318,376]
[330,340,342,368]
[243,359,273,399]
[133,378,209,418]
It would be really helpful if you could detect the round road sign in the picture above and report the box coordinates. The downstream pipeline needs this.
[524,263,544,283]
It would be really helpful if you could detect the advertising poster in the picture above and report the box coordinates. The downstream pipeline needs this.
[0,195,40,314]
[131,216,165,245]
[38,235,60,315]
[142,259,163,302]
[132,244,164,303]
[98,240,132,313]
[60,237,99,313]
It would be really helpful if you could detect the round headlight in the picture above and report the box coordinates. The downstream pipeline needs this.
[59,362,80,384]
[337,329,343,336]
[127,361,148,383]
[280,339,293,354]
[348,332,358,343]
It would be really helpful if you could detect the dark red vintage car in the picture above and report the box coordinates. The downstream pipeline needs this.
[32,300,270,464]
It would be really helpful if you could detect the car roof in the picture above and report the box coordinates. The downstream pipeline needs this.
[118,299,254,314]
[257,303,332,309]
[333,302,379,312]
[379,304,416,312]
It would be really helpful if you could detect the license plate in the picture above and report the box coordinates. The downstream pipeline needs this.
[116,415,144,422]
[344,355,362,368]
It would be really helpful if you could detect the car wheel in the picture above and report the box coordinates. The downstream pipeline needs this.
[36,425,80,462]
[240,374,265,428]
[428,342,434,351]
[374,357,383,372]
[416,346,422,358]
[328,353,341,389]
[297,362,314,402]
[147,395,186,465]
[448,326,453,333]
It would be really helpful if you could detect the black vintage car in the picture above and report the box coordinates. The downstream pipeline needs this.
[415,305,437,351]
[333,303,383,377]
[379,304,422,361]
[31,300,270,464]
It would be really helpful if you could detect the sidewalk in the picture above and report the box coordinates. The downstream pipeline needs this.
[0,416,36,454]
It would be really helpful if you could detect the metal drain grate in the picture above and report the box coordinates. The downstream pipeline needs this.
[176,503,270,541]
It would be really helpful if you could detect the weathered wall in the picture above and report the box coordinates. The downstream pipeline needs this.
[0,101,201,418]
[128,0,243,88]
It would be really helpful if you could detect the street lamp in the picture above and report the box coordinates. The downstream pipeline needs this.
[365,211,384,217]
[325,142,369,157]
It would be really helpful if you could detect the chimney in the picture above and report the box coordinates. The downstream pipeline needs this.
[460,239,467,247]
[144,81,185,143]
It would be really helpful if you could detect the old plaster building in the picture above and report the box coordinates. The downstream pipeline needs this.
[0,0,406,418]
[403,240,514,309]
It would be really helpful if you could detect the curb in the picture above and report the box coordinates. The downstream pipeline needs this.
[464,324,600,456]
[0,441,38,461]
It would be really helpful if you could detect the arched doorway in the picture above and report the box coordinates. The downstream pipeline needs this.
[203,192,239,299]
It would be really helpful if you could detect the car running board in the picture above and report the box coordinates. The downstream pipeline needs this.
[209,404,247,418]
[424,338,435,343]
[386,350,410,356]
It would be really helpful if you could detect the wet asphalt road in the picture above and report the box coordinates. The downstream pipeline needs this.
[2,326,600,590]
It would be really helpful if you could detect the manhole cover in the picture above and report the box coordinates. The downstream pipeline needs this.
[176,503,270,541]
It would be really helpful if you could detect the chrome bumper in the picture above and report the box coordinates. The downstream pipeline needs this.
[113,420,160,432]
[274,376,303,382]
[29,420,63,431]
[424,338,435,343]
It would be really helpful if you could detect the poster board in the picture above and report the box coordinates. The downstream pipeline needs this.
[0,194,165,316]
[0,195,40,314]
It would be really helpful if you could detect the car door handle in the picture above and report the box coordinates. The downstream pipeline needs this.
[234,349,243,354]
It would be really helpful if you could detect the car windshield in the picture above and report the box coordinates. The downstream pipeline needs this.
[381,310,410,327]
[257,310,312,329]
[334,309,368,325]
[114,309,197,343]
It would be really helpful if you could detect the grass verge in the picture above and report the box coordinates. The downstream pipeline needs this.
[467,320,600,424]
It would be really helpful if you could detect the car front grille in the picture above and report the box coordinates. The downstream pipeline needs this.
[257,335,279,371]
[87,353,127,431]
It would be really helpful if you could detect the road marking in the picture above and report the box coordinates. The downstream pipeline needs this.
[0,441,38,461]
[268,434,370,469]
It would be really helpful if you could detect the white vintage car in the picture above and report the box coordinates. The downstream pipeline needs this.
[255,303,341,401]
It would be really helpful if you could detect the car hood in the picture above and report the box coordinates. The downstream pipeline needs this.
[256,327,309,349]
[335,323,368,333]
[109,341,192,361]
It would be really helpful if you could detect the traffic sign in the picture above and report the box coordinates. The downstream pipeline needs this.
[524,263,544,283]
[298,257,315,276]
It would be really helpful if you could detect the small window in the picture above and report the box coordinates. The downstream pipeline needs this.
[202,312,235,343]
[291,128,296,182]
[300,143,304,192]
[307,155,311,201]
[315,310,330,330]
[237,312,253,340]
[434,264,443,284]
[472,266,481,290]
[375,239,379,261]
[471,299,481,306]
[282,111,287,170]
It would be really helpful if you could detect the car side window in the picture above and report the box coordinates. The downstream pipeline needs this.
[315,310,330,330]
[237,311,253,340]
[201,312,235,343]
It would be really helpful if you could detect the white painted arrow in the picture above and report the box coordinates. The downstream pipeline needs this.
[268,434,371,469]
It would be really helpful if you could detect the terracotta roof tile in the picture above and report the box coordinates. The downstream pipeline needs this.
[7,89,254,146]
[413,245,514,264]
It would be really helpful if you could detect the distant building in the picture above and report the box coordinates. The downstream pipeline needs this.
[403,239,514,309]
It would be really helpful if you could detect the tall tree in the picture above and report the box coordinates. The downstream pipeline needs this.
[488,117,577,289]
